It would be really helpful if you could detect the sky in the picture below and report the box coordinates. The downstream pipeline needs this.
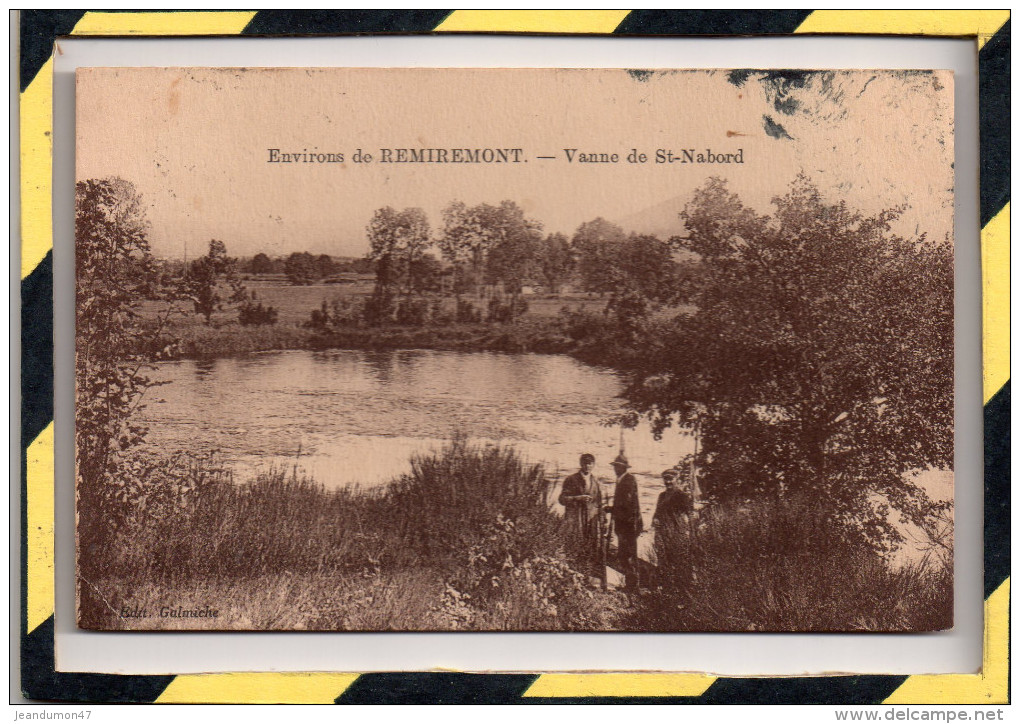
[76,67,954,260]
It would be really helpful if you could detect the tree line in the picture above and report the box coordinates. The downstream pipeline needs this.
[365,200,684,300]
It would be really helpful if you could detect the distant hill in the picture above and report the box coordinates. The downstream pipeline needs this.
[613,194,699,261]
[613,193,687,240]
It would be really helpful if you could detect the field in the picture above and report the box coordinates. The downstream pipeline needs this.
[138,275,612,359]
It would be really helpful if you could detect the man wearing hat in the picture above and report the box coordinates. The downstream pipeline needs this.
[609,452,643,590]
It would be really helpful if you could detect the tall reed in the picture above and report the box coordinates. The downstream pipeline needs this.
[631,494,952,632]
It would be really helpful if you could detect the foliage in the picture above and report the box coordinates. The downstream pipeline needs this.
[362,286,396,327]
[184,239,246,323]
[75,178,169,582]
[284,251,319,285]
[249,252,275,275]
[455,298,482,323]
[571,217,627,294]
[629,496,952,632]
[486,294,528,323]
[535,232,573,292]
[315,253,336,279]
[384,437,554,559]
[366,206,432,294]
[81,439,620,631]
[237,290,279,326]
[560,305,612,344]
[306,296,364,331]
[395,296,431,327]
[438,200,542,295]
[619,176,953,549]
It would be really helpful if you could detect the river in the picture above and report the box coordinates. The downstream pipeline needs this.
[139,348,695,523]
[139,347,951,562]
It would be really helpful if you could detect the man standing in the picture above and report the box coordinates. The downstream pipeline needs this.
[610,453,643,591]
[558,453,603,574]
[652,468,694,588]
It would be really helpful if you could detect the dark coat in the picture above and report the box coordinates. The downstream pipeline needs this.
[559,471,604,561]
[653,489,693,531]
[559,471,602,531]
[612,472,643,537]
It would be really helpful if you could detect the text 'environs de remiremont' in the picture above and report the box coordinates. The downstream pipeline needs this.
[265,147,746,165]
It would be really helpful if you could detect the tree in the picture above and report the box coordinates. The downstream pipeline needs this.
[571,218,627,294]
[409,252,444,293]
[603,233,682,343]
[351,256,375,275]
[481,201,543,296]
[75,178,162,584]
[250,252,274,275]
[76,177,151,481]
[618,176,953,550]
[185,239,246,323]
[536,232,573,293]
[316,253,335,280]
[438,200,542,300]
[284,251,318,285]
[367,206,433,297]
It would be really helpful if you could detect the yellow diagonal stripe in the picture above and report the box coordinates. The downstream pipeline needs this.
[884,579,1009,704]
[70,11,257,36]
[18,11,258,281]
[982,204,1010,404]
[436,10,629,34]
[26,424,55,634]
[156,673,359,704]
[523,673,715,698]
[19,57,53,280]
[796,10,1010,48]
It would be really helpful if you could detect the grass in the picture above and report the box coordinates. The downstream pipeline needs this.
[79,438,622,631]
[136,280,606,360]
[140,310,577,359]
[78,444,951,632]
[627,495,953,632]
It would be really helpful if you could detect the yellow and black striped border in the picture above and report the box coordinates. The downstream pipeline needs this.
[18,10,1010,704]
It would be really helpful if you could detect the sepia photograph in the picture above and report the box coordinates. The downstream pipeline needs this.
[74,67,954,633]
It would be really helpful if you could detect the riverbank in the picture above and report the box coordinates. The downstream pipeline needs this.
[142,316,584,360]
[80,438,951,632]
[79,439,626,631]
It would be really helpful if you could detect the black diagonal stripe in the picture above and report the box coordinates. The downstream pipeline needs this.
[243,10,453,35]
[336,672,539,704]
[979,21,1010,226]
[18,10,86,92]
[614,10,812,36]
[521,695,705,705]
[21,617,175,702]
[984,380,1010,598]
[21,251,53,450]
[700,674,907,705]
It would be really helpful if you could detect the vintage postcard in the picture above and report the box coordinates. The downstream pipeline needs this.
[75,67,954,632]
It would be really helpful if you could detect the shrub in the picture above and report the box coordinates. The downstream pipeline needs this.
[362,288,396,327]
[238,299,278,326]
[455,298,481,323]
[306,297,363,330]
[560,305,610,342]
[384,437,554,558]
[630,493,953,632]
[429,298,453,326]
[395,297,431,327]
[486,295,528,323]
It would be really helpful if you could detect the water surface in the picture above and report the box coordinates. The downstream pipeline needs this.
[140,349,694,521]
